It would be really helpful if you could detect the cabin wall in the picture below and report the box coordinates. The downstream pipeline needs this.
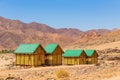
[52,54,62,65]
[80,52,86,64]
[46,55,52,65]
[24,54,29,65]
[16,54,33,66]
[20,54,24,65]
[64,57,67,65]
[30,55,34,66]
[74,57,80,65]
[63,52,86,65]
[86,52,98,64]
[52,54,56,65]
[86,58,92,64]
[94,58,98,64]
[92,52,98,64]
[38,46,45,65]
[34,54,45,66]
[16,54,21,65]
[34,55,38,66]
[40,55,45,65]
[46,46,63,65]
[64,57,81,65]
[34,46,45,66]
[52,46,63,65]
[58,54,62,64]
[67,57,71,64]
[24,55,33,66]
[15,46,45,66]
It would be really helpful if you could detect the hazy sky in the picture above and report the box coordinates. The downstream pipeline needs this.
[0,0,120,31]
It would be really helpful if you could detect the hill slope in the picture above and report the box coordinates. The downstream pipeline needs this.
[0,16,112,50]
[68,29,120,49]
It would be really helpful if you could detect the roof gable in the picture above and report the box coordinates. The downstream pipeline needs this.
[85,50,95,57]
[63,50,83,57]
[14,44,40,54]
[44,44,58,54]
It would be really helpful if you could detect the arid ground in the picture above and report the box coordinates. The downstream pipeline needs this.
[0,44,120,80]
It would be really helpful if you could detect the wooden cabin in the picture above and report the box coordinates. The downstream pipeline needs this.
[62,50,86,65]
[85,50,98,64]
[14,44,45,66]
[44,44,64,66]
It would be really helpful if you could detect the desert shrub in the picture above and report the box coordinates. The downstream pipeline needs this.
[0,50,14,53]
[95,63,100,66]
[56,69,69,78]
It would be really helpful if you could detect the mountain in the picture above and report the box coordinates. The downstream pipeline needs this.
[0,16,111,50]
[68,29,120,49]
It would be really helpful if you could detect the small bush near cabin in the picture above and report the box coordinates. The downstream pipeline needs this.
[56,69,69,78]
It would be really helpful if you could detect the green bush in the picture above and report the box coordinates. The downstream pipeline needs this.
[0,49,14,53]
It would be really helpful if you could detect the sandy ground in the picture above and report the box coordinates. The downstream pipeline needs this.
[0,53,119,80]
[103,76,120,80]
[1,41,120,80]
[0,63,120,80]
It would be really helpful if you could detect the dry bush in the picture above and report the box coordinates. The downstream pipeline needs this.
[95,63,100,66]
[56,69,69,78]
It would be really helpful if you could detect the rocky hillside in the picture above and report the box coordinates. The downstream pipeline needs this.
[0,16,112,50]
[67,29,120,49]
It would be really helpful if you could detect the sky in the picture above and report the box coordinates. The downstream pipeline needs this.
[0,0,120,31]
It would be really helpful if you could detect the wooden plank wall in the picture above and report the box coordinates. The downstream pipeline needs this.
[45,46,63,65]
[24,54,28,65]
[47,55,52,65]
[15,48,98,66]
[63,52,87,65]
[16,54,20,65]
[52,46,63,65]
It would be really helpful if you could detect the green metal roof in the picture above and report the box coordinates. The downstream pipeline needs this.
[14,44,40,54]
[63,50,83,57]
[85,50,95,57]
[44,44,58,54]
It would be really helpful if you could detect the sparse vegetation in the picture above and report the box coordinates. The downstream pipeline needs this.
[56,69,69,78]
[95,63,100,66]
[0,50,14,53]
